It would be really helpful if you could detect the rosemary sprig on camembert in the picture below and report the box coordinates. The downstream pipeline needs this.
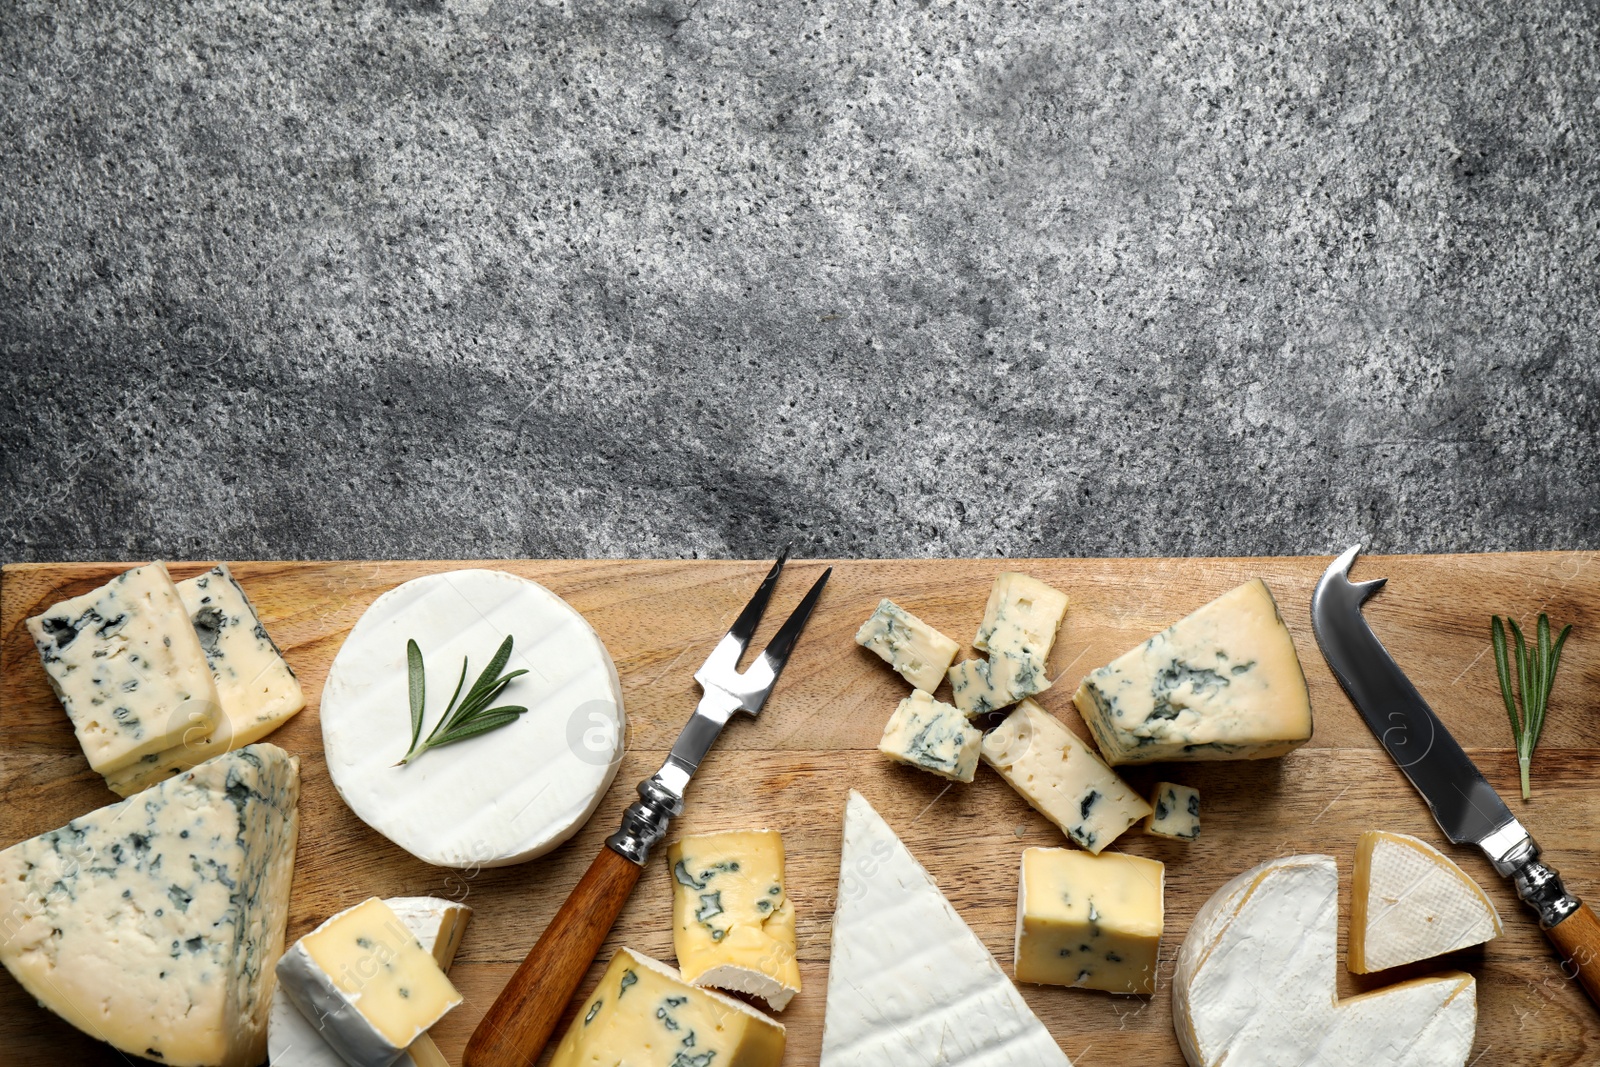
[400,634,529,765]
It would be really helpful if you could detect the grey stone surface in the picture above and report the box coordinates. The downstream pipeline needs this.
[3,0,1597,565]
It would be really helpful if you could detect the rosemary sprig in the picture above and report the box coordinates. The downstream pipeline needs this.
[1490,613,1572,800]
[399,635,530,765]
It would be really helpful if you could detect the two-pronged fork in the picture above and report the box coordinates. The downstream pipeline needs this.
[464,552,831,1067]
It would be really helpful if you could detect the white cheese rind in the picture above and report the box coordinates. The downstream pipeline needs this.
[321,569,625,867]
[1350,831,1502,974]
[878,689,983,783]
[855,599,961,693]
[25,561,221,775]
[0,744,300,1067]
[819,791,1073,1067]
[267,897,471,1067]
[1173,855,1477,1067]
[1074,578,1313,765]
[106,564,306,797]
[980,699,1151,854]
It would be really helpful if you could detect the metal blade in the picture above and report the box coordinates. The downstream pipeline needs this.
[1311,544,1515,845]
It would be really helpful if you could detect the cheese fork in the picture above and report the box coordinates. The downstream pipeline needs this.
[464,552,831,1067]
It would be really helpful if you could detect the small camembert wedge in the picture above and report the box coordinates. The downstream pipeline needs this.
[1350,830,1503,974]
[855,598,960,692]
[1146,782,1201,841]
[1173,854,1477,1067]
[0,744,300,1067]
[878,689,983,783]
[25,561,221,777]
[547,948,785,1067]
[106,563,306,797]
[1016,847,1164,994]
[819,791,1073,1066]
[268,896,471,1067]
[1074,578,1313,765]
[667,829,801,1012]
[981,698,1151,853]
[276,897,463,1067]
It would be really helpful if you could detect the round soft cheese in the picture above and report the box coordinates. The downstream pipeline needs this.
[322,569,625,867]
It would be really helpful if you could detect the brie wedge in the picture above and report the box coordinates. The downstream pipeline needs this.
[321,569,625,867]
[819,791,1073,1066]
[1173,855,1477,1067]
[1350,831,1503,974]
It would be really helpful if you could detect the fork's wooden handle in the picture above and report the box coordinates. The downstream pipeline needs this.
[463,845,643,1067]
[1546,902,1600,1008]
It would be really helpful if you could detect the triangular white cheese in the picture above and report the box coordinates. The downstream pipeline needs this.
[1350,831,1503,973]
[1174,855,1477,1066]
[820,791,1072,1067]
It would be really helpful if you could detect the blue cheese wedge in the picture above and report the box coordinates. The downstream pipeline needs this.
[548,948,785,1067]
[267,896,471,1067]
[667,830,800,1011]
[878,689,983,783]
[855,599,961,693]
[275,897,462,1067]
[1016,847,1165,994]
[1146,782,1201,841]
[25,562,221,775]
[1073,578,1313,765]
[0,744,300,1067]
[105,564,306,798]
[981,699,1151,854]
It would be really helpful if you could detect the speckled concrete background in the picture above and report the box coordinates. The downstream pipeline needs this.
[3,0,1597,564]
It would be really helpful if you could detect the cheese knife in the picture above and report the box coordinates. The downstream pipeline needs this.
[463,552,831,1067]
[1312,544,1600,1008]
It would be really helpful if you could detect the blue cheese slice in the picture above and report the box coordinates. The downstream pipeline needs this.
[1073,578,1313,765]
[0,744,300,1067]
[878,689,983,783]
[855,599,961,693]
[25,562,221,775]
[1146,782,1201,841]
[980,699,1151,854]
[104,565,306,798]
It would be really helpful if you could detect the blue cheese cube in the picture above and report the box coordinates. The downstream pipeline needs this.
[855,599,960,693]
[105,565,306,797]
[974,572,1069,660]
[947,651,1050,716]
[980,699,1151,853]
[878,690,983,783]
[1073,578,1313,765]
[25,562,221,775]
[1146,782,1201,841]
[1015,847,1164,994]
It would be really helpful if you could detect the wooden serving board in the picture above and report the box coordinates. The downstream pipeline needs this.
[3,554,1600,1065]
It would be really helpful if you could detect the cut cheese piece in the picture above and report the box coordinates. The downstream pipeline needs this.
[668,829,801,1012]
[855,598,961,693]
[1350,831,1503,974]
[275,897,462,1067]
[267,897,471,1067]
[25,561,221,775]
[819,791,1073,1067]
[0,744,300,1067]
[980,699,1151,854]
[321,569,625,867]
[1146,782,1201,841]
[878,689,983,783]
[1015,847,1164,994]
[547,947,785,1067]
[974,572,1069,659]
[948,652,1051,715]
[106,564,306,797]
[1074,578,1313,765]
[1174,855,1477,1067]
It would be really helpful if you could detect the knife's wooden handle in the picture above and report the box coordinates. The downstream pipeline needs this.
[1546,902,1600,1008]
[463,845,643,1067]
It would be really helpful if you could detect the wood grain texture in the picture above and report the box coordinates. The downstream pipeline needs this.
[464,845,643,1067]
[2,553,1599,1066]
